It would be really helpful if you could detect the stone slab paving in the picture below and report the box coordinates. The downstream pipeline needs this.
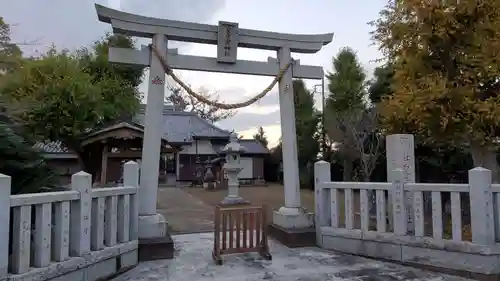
[156,187,214,234]
[112,233,473,281]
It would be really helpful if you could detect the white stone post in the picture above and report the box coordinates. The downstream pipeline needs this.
[139,33,167,216]
[314,161,331,246]
[469,167,496,244]
[273,47,313,229]
[70,171,92,256]
[386,134,415,233]
[0,174,11,277]
[137,34,168,239]
[124,161,140,240]
[277,47,300,210]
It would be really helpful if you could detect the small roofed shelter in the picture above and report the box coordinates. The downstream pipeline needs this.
[75,120,178,186]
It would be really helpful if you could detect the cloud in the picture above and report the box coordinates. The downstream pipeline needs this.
[3,0,226,56]
[216,110,280,133]
[239,124,282,148]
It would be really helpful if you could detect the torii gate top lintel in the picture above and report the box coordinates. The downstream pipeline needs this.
[95,4,333,54]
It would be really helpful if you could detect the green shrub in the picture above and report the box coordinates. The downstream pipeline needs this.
[0,122,57,194]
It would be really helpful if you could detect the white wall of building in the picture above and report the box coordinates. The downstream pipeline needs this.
[179,140,216,155]
[238,157,253,179]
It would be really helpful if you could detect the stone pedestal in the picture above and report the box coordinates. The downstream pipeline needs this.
[220,194,248,205]
[138,214,167,238]
[269,207,316,247]
[221,180,248,205]
[273,207,314,228]
[137,214,174,261]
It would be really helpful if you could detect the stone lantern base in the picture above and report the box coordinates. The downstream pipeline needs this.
[220,195,249,206]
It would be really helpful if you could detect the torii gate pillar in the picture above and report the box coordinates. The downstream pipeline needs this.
[137,34,168,241]
[268,47,316,247]
[274,47,311,218]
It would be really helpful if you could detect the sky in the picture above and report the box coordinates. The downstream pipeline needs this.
[1,0,387,147]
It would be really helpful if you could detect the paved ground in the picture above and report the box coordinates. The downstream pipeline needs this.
[156,187,214,234]
[112,232,472,281]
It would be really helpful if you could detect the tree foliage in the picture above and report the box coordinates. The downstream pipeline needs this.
[0,122,57,194]
[0,34,142,173]
[0,17,22,74]
[253,126,269,149]
[293,80,320,187]
[165,84,235,123]
[372,0,500,181]
[78,33,144,89]
[325,47,369,180]
[326,47,367,113]
[368,64,394,104]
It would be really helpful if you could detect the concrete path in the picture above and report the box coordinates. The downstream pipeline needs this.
[156,187,214,234]
[112,232,472,281]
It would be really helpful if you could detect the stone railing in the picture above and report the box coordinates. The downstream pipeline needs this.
[2,161,140,281]
[314,160,500,277]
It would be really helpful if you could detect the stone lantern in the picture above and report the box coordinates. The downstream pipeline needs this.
[220,133,248,205]
[203,161,216,190]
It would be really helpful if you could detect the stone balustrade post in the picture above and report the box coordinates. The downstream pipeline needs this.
[124,161,140,240]
[0,174,11,277]
[469,167,496,244]
[70,171,92,256]
[314,160,331,246]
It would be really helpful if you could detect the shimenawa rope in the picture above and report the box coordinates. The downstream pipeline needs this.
[150,44,293,110]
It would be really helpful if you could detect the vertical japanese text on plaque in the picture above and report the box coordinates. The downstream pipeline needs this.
[217,21,238,64]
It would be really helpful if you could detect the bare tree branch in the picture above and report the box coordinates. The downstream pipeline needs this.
[326,106,383,181]
[165,83,235,123]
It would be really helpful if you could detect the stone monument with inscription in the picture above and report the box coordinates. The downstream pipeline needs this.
[95,4,332,249]
[386,134,415,233]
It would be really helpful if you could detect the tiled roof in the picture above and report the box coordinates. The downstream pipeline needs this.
[213,139,269,155]
[33,140,69,153]
[238,139,270,154]
[35,138,269,155]
[133,107,231,143]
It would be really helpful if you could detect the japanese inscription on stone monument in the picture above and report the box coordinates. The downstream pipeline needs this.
[399,135,415,228]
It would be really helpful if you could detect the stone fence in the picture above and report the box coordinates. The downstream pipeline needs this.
[0,161,140,281]
[315,161,500,278]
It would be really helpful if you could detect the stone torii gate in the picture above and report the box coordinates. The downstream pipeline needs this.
[95,4,333,249]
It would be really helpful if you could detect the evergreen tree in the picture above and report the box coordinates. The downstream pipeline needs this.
[293,80,320,188]
[253,126,269,148]
[0,122,57,194]
[325,47,368,181]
